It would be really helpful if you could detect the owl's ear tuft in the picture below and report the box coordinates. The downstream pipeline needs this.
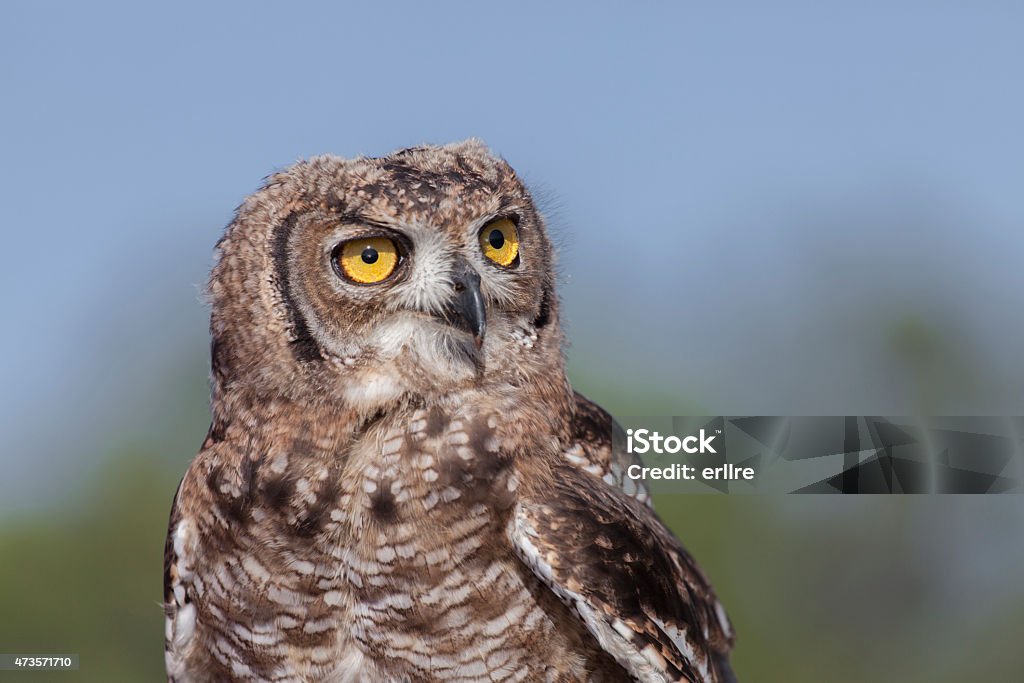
[443,137,489,152]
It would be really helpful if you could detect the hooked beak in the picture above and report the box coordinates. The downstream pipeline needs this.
[442,259,486,348]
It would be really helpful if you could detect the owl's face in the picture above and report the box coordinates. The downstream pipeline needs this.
[210,141,563,412]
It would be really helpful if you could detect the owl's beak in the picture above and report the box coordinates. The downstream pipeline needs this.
[443,260,486,348]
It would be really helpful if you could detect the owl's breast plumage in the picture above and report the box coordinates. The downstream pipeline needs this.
[335,401,621,681]
[167,396,622,682]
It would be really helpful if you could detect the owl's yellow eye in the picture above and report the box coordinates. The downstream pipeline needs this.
[337,237,399,284]
[479,218,519,267]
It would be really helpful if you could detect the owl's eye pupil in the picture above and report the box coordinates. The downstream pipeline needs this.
[361,247,379,264]
[488,230,505,250]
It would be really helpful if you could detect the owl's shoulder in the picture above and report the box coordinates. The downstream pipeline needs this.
[561,391,651,505]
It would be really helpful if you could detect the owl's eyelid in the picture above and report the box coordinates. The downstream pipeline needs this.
[334,221,407,241]
[330,225,413,256]
[477,212,521,234]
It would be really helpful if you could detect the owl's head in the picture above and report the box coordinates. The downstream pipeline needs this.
[209,140,565,413]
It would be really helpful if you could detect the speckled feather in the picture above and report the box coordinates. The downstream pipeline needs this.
[164,141,736,682]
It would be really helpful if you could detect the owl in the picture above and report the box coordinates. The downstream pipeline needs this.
[163,140,738,682]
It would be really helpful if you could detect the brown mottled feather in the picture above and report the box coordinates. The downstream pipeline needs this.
[512,458,735,682]
[566,392,652,505]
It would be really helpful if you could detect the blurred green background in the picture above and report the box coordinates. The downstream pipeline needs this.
[3,2,1024,681]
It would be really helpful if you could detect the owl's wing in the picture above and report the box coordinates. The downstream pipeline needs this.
[510,462,736,683]
[565,391,652,506]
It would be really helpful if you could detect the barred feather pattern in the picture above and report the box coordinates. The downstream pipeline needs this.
[165,394,641,681]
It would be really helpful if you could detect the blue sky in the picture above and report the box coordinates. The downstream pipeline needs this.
[3,2,1024,509]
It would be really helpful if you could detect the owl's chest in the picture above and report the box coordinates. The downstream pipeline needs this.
[339,404,517,579]
[199,402,600,680]
[325,405,562,673]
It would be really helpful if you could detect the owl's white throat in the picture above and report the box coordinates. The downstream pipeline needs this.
[335,314,483,413]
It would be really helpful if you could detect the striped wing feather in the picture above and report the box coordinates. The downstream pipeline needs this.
[512,394,737,682]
